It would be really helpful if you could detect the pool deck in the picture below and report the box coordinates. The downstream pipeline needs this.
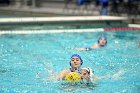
[0,16,127,24]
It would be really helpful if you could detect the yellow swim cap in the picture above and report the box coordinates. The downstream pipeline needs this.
[65,72,81,83]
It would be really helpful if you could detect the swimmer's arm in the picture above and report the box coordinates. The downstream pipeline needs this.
[81,76,91,81]
[74,48,88,51]
[90,75,100,83]
[91,44,99,49]
[87,77,91,81]
[57,70,68,80]
[75,47,93,51]
[87,44,100,50]
[76,44,99,51]
[92,74,111,80]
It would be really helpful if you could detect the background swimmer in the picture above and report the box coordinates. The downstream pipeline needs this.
[75,35,107,51]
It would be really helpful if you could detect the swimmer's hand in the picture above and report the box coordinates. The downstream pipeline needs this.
[72,48,91,51]
[81,76,90,81]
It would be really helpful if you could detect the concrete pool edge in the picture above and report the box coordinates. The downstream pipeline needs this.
[0,28,104,35]
[0,27,140,35]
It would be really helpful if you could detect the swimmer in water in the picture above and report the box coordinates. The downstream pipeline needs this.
[60,67,95,91]
[75,35,107,51]
[57,54,83,80]
[80,67,93,82]
[80,67,118,84]
[80,67,100,84]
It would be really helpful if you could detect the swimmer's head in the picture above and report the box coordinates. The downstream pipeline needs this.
[81,67,94,79]
[70,54,83,68]
[98,35,107,46]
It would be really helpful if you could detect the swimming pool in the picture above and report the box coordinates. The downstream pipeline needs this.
[0,30,140,93]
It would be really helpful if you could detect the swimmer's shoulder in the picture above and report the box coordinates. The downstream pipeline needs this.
[91,44,99,49]
[58,69,71,80]
[61,69,71,74]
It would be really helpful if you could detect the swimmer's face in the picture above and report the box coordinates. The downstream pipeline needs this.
[99,38,107,46]
[81,69,89,79]
[70,56,81,68]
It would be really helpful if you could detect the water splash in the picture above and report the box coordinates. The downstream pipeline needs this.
[111,69,126,80]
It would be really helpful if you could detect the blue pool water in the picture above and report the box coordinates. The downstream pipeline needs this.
[0,31,140,93]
